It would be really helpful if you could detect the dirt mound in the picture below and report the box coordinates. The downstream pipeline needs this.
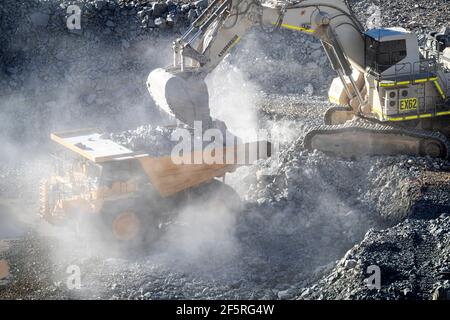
[299,213,450,300]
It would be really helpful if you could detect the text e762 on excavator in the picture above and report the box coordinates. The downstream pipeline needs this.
[147,0,450,159]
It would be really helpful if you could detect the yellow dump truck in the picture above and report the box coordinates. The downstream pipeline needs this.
[39,128,270,248]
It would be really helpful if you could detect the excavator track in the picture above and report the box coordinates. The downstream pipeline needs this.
[304,119,450,159]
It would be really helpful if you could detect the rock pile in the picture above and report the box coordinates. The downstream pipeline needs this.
[299,213,450,300]
[109,125,177,155]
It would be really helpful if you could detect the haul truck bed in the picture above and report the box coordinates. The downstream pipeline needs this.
[41,128,271,248]
[50,128,270,196]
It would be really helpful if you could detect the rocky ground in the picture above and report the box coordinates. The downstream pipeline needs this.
[1,0,450,300]
[350,0,450,34]
[300,213,450,300]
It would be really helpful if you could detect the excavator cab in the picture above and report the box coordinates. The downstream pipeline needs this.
[364,29,408,75]
[359,28,450,124]
[364,28,420,77]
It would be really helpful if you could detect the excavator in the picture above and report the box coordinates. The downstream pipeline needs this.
[147,0,450,159]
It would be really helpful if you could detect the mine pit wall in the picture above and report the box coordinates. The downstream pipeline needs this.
[0,0,178,150]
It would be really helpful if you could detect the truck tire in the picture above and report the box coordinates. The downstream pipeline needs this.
[100,197,162,252]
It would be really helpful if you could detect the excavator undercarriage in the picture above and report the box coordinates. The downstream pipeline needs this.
[305,116,450,159]
[311,103,450,159]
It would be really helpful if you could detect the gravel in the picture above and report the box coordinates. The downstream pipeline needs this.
[350,0,450,45]
[109,125,178,156]
[299,213,450,300]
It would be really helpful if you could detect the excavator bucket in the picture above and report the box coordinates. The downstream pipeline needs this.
[147,68,213,128]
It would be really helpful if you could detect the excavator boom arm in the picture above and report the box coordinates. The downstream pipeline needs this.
[175,0,365,73]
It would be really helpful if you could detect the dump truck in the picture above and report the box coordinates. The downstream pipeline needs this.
[40,128,271,248]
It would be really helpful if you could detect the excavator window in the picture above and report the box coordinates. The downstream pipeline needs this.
[365,35,407,74]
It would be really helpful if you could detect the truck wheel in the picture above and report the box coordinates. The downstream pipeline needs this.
[111,210,141,242]
[100,197,161,251]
